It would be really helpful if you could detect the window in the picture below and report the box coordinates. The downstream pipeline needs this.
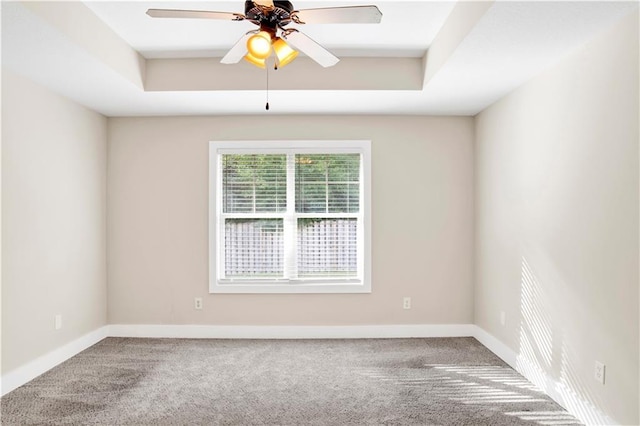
[209,141,371,293]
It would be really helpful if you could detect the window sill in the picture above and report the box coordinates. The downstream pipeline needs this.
[210,280,371,294]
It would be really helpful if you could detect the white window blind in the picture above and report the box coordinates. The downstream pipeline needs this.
[224,219,284,278]
[222,154,286,213]
[297,218,358,278]
[295,154,360,214]
[210,141,371,294]
[221,154,286,279]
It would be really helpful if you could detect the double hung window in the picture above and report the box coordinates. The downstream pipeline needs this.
[209,141,371,293]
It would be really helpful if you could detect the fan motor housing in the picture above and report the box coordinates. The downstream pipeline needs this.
[245,1,294,27]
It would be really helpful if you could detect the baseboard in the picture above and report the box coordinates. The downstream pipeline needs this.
[472,326,619,426]
[1,326,109,397]
[108,323,476,339]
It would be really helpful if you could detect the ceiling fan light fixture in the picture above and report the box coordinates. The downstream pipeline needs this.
[243,52,267,68]
[147,3,383,69]
[272,37,298,68]
[246,31,272,59]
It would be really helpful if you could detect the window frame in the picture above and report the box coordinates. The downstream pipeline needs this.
[209,140,371,294]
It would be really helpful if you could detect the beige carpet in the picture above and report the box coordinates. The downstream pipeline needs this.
[1,337,581,425]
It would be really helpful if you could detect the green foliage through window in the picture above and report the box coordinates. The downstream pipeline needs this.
[295,154,360,213]
[219,150,363,281]
[222,154,286,213]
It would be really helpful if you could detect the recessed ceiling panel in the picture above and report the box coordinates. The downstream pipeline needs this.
[3,1,638,116]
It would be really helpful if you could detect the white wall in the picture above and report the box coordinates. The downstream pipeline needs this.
[107,116,474,326]
[475,12,638,425]
[1,71,108,374]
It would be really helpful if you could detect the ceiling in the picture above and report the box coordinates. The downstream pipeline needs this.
[2,1,638,117]
[85,1,453,59]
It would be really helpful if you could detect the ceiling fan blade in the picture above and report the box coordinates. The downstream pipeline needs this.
[146,9,245,21]
[283,30,339,68]
[292,6,382,24]
[221,32,255,64]
[252,0,275,8]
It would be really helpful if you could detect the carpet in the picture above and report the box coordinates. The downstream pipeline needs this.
[1,337,581,425]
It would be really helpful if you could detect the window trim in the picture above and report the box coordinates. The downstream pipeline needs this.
[209,140,371,294]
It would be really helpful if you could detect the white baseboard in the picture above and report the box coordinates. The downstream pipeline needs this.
[472,326,618,426]
[1,326,110,396]
[108,323,476,339]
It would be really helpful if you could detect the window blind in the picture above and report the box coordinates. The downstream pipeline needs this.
[297,218,358,277]
[219,150,363,283]
[295,154,360,213]
[222,154,286,213]
[224,219,284,278]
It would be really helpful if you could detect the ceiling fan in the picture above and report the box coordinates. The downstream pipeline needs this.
[146,1,382,69]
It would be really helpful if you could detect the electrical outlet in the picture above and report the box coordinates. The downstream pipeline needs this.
[500,311,506,326]
[403,297,411,310]
[594,361,605,385]
[194,297,203,310]
[54,314,62,330]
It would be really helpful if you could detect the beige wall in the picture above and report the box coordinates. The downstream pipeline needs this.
[474,12,639,425]
[1,71,108,374]
[107,116,474,325]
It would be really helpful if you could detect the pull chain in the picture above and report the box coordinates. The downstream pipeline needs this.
[265,60,270,111]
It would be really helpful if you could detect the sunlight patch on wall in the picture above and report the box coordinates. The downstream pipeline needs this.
[556,338,608,425]
[514,256,615,425]
[520,257,554,367]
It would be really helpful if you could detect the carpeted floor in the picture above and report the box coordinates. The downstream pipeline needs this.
[1,337,581,425]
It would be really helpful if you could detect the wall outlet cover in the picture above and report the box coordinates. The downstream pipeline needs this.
[403,297,411,310]
[594,361,605,385]
[54,314,62,330]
